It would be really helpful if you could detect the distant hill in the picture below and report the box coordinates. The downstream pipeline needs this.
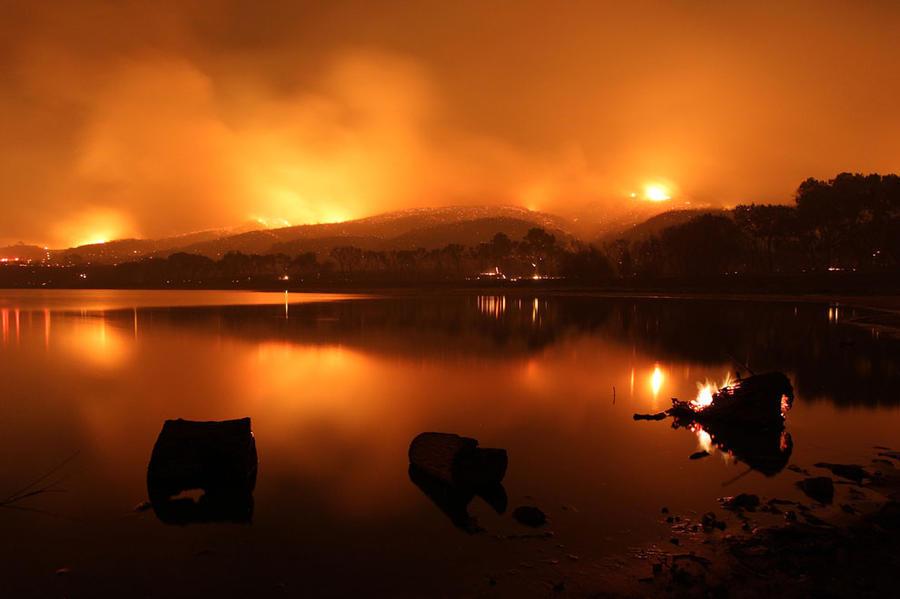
[598,208,727,244]
[19,204,719,265]
[51,223,262,264]
[0,243,48,262]
[150,206,574,260]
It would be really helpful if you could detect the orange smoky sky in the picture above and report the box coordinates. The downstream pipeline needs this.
[1,0,899,247]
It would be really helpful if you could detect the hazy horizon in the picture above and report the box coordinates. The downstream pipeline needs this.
[3,1,899,247]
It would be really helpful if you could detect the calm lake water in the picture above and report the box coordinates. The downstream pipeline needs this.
[1,290,898,597]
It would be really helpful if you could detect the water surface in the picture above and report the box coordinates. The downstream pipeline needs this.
[1,291,898,597]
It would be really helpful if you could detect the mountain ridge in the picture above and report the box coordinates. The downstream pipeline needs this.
[2,204,700,264]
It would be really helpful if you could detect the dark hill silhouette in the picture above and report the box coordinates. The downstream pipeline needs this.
[600,208,726,243]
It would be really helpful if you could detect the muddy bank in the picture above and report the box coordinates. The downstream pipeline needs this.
[585,450,900,598]
[467,449,900,598]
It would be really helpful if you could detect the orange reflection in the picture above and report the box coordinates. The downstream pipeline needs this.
[649,364,665,399]
[59,315,130,368]
[477,295,506,319]
[694,425,714,454]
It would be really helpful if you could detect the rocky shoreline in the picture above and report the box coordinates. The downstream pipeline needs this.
[588,448,900,598]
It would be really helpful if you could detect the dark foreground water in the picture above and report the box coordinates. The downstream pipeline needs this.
[0,290,898,597]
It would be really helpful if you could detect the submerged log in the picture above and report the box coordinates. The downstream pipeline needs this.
[147,417,258,525]
[408,432,508,533]
[408,432,507,489]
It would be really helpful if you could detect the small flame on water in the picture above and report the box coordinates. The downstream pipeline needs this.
[691,372,735,410]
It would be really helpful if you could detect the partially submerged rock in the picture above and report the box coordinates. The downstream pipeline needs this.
[814,462,869,483]
[513,505,547,527]
[147,417,258,525]
[796,476,834,504]
[720,493,760,511]
[701,511,726,531]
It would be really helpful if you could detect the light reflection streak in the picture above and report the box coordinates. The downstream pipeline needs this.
[649,364,664,400]
[43,309,51,350]
[477,296,507,319]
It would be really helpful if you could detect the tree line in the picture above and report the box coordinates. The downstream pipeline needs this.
[611,172,900,278]
[1,172,897,288]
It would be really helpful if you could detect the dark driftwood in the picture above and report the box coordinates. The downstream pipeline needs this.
[147,417,258,525]
[634,412,668,421]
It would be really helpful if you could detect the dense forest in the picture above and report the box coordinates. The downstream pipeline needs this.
[2,173,898,289]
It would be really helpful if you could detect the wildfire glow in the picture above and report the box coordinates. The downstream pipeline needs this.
[692,372,735,410]
[643,183,671,202]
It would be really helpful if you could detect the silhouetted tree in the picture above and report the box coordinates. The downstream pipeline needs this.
[734,204,796,272]
[561,247,615,282]
[330,246,363,274]
[661,214,747,276]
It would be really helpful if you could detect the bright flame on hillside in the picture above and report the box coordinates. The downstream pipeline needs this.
[692,372,735,410]
[644,183,671,202]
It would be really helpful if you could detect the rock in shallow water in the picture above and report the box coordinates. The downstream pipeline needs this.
[513,505,547,527]
[796,476,834,504]
[813,462,868,483]
[721,493,760,511]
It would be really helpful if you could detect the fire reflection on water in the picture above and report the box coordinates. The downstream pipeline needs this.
[477,295,506,319]
[649,364,665,401]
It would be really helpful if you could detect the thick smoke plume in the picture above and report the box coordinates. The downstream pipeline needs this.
[2,1,899,246]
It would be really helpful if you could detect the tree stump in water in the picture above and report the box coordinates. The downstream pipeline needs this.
[147,418,258,524]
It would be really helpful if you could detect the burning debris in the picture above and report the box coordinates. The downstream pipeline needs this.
[634,372,795,475]
[668,372,794,427]
[634,372,793,427]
